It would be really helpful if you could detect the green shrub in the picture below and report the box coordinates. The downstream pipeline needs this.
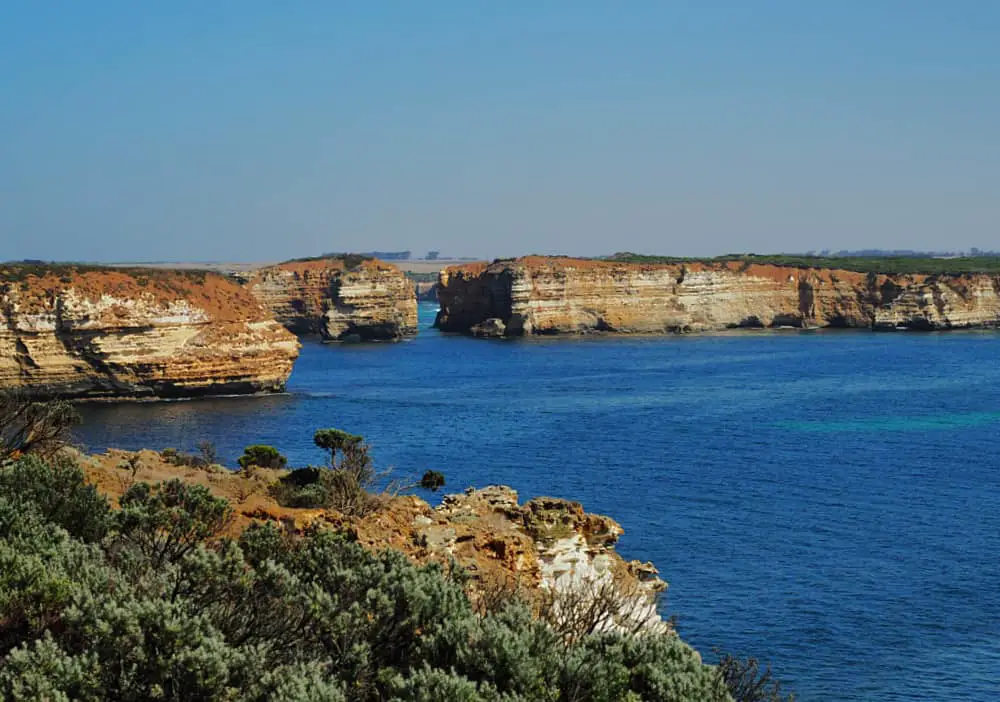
[115,479,232,568]
[0,455,112,542]
[238,444,287,470]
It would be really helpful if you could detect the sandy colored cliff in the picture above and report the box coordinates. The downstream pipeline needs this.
[243,257,418,341]
[0,265,300,399]
[435,257,1000,335]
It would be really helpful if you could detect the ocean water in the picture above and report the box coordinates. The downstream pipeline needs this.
[75,303,1000,700]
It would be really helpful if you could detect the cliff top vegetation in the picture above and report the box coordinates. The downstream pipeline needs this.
[0,263,267,321]
[281,253,376,269]
[605,252,1000,275]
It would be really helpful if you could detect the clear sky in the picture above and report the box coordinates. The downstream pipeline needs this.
[2,1,998,262]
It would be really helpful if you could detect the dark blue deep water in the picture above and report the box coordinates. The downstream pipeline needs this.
[76,304,1000,700]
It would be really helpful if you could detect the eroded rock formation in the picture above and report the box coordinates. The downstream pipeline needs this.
[436,257,1000,335]
[0,266,300,399]
[243,258,418,341]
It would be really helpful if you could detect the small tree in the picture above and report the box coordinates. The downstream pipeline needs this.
[197,441,218,466]
[313,429,363,459]
[0,390,80,463]
[419,470,445,492]
[313,428,379,516]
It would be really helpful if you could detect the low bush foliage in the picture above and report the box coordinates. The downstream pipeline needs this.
[238,444,287,471]
[0,454,738,701]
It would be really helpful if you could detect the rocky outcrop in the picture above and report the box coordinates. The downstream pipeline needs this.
[436,257,1000,335]
[79,449,670,635]
[0,266,300,399]
[243,258,418,341]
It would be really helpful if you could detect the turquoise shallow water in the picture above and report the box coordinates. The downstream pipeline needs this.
[76,304,1000,700]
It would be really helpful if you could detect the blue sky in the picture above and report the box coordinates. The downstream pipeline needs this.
[1,1,998,261]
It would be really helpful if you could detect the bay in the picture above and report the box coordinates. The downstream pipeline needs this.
[75,303,1000,700]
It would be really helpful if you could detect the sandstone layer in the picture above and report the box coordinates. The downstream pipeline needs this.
[0,266,300,399]
[242,258,418,341]
[78,448,667,635]
[435,257,1000,335]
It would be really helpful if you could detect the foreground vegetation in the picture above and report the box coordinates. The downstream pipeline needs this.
[605,252,1000,275]
[0,454,735,701]
[0,391,793,701]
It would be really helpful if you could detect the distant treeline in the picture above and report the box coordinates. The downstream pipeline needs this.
[605,252,1000,275]
[800,248,1000,258]
[0,261,211,285]
[282,253,375,269]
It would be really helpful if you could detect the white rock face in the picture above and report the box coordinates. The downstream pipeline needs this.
[430,486,671,636]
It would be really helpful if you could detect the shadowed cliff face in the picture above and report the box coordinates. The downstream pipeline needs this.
[0,267,300,399]
[435,258,1000,336]
[244,258,418,341]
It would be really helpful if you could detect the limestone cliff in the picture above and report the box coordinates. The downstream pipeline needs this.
[243,258,418,341]
[435,257,1000,335]
[0,266,300,399]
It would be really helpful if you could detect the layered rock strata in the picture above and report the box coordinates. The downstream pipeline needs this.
[243,258,418,341]
[0,266,300,399]
[436,257,1000,335]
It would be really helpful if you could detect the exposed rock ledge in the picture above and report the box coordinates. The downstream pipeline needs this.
[80,449,668,635]
[241,258,418,341]
[435,256,1000,335]
[0,266,300,399]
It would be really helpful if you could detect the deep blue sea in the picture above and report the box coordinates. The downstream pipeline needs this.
[75,303,1000,700]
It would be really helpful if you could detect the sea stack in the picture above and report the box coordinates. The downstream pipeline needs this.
[243,256,418,341]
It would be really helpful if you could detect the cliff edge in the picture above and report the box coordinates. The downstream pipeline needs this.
[0,265,300,399]
[80,448,668,636]
[243,257,418,341]
[435,256,1000,336]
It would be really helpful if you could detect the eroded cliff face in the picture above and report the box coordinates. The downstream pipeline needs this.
[0,267,300,399]
[436,257,1000,335]
[244,258,418,341]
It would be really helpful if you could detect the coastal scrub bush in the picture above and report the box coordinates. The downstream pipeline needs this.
[238,444,287,471]
[419,470,446,491]
[114,479,232,568]
[270,429,382,515]
[0,453,739,701]
[0,454,112,543]
[0,390,80,463]
[716,651,796,702]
